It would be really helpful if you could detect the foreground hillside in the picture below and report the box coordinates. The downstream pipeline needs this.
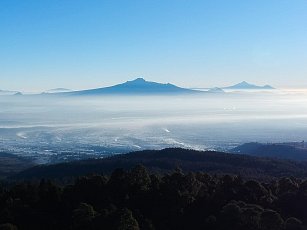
[1,165,307,230]
[12,148,307,181]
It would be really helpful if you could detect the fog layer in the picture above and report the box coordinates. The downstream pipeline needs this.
[1,90,307,163]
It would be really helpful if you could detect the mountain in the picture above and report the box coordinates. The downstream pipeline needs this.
[65,78,201,96]
[11,148,307,181]
[0,89,20,95]
[14,92,23,96]
[231,142,307,161]
[207,87,225,93]
[44,88,72,94]
[223,81,274,90]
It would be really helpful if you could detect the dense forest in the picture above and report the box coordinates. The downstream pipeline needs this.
[1,164,307,230]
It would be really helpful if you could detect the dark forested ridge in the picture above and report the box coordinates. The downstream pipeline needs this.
[12,148,307,181]
[1,165,307,230]
[232,142,307,161]
[0,152,34,179]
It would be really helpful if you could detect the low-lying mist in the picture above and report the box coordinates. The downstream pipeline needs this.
[1,90,307,163]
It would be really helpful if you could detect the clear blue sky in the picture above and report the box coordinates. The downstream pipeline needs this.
[0,0,306,91]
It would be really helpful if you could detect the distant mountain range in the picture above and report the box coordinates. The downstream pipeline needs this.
[1,79,275,96]
[65,78,202,96]
[223,81,274,90]
[62,80,274,95]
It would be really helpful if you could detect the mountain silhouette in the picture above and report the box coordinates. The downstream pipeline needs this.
[224,81,274,90]
[66,78,201,95]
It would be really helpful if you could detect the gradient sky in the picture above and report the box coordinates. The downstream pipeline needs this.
[0,0,306,91]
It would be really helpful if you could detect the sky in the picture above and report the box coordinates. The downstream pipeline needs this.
[0,0,306,92]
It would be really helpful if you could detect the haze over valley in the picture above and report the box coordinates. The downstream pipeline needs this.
[1,79,307,164]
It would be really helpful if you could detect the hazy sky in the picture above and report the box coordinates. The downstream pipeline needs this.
[0,0,306,91]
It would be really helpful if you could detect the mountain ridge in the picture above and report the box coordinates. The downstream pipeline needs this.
[11,148,307,181]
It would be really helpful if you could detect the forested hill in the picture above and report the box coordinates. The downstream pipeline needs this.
[231,142,307,161]
[11,148,307,181]
[1,165,307,229]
